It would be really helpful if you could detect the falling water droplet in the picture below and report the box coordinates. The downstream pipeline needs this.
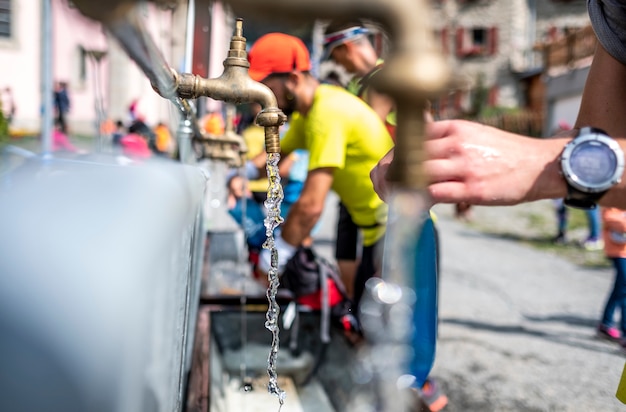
[262,152,286,406]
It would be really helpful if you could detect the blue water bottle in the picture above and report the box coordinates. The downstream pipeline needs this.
[408,213,438,387]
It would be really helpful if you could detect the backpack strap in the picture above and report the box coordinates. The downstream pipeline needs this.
[317,255,331,344]
[356,62,385,99]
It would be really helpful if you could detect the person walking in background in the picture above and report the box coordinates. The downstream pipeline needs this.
[552,199,603,250]
[53,81,70,134]
[584,207,604,250]
[553,198,569,244]
[550,122,573,245]
[598,207,626,347]
[1,86,16,126]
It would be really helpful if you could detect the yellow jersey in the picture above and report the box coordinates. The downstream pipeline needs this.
[280,84,394,246]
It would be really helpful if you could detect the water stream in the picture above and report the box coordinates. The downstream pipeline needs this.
[262,152,286,406]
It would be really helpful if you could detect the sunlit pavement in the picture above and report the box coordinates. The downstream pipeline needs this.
[313,196,624,411]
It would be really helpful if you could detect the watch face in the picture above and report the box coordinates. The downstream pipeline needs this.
[561,129,625,193]
[569,140,618,185]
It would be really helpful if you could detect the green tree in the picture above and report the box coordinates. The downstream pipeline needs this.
[469,72,488,117]
[0,101,9,147]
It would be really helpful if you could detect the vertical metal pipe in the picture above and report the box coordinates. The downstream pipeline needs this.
[41,0,54,156]
[183,0,195,73]
[177,0,197,163]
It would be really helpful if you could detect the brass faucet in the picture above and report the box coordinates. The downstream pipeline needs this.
[169,19,286,154]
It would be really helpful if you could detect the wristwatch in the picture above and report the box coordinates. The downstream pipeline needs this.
[560,127,624,209]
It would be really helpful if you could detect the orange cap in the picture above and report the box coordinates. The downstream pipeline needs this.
[248,33,311,81]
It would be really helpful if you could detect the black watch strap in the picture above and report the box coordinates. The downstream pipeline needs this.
[564,187,605,209]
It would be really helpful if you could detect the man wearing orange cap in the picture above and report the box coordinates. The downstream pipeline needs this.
[249,32,394,308]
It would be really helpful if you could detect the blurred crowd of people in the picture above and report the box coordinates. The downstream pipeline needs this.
[110,116,176,159]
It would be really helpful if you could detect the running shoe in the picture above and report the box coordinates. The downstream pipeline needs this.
[420,378,449,411]
[597,324,621,342]
[583,238,604,251]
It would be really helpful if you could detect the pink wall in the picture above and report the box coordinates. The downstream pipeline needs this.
[0,0,182,136]
[0,0,232,137]
[0,0,109,135]
[52,0,109,135]
[0,0,44,132]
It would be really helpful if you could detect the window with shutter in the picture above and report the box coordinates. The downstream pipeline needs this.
[456,26,498,58]
[0,0,11,39]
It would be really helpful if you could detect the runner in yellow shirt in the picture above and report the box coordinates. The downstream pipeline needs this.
[248,33,393,308]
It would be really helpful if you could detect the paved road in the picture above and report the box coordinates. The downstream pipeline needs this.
[431,203,624,411]
[314,195,625,411]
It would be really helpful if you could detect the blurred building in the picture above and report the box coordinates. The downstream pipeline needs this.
[0,0,593,138]
[0,0,232,137]
[429,0,589,124]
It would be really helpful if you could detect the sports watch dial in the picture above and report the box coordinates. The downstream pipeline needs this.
[560,127,625,209]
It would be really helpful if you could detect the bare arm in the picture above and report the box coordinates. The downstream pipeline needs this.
[372,43,626,209]
[576,43,626,208]
[422,120,569,205]
[576,44,626,136]
[280,167,334,246]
